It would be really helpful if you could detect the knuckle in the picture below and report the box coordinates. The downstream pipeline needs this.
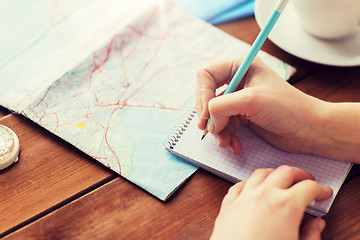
[228,182,239,193]
[196,67,211,80]
[236,88,260,105]
[277,165,292,171]
[252,168,273,177]
[233,180,245,190]
[277,165,296,174]
[252,168,266,175]
[300,179,318,189]
[196,68,205,78]
[208,98,219,113]
[252,56,263,65]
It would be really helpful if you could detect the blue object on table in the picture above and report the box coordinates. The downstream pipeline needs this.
[209,0,255,25]
[174,0,255,24]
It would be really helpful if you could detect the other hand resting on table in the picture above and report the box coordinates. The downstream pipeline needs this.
[210,166,333,240]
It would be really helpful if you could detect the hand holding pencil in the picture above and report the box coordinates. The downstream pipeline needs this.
[195,0,334,157]
[200,0,289,141]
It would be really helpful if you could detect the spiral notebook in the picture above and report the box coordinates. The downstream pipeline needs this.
[164,110,352,217]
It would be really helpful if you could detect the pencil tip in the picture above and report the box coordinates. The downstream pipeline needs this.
[201,135,205,140]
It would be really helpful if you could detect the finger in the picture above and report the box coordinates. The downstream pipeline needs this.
[197,115,208,131]
[227,116,243,155]
[300,218,326,240]
[264,165,315,189]
[230,134,242,156]
[195,60,234,117]
[215,129,232,148]
[230,115,242,130]
[214,129,242,155]
[196,55,271,127]
[224,181,246,203]
[195,69,216,126]
[196,96,207,130]
[197,57,244,90]
[225,117,237,133]
[243,168,274,191]
[289,180,333,207]
[195,57,244,126]
[207,88,258,134]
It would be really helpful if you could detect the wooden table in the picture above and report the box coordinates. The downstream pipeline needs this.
[1,16,360,240]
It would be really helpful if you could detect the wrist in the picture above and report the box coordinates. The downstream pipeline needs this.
[307,101,360,162]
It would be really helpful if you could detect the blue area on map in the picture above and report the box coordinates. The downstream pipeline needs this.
[118,107,197,200]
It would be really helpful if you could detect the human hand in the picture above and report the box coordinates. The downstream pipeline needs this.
[210,166,333,240]
[195,55,325,156]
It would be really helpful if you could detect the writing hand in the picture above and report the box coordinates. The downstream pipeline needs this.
[196,55,324,156]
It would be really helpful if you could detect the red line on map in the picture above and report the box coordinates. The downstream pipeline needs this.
[28,18,221,171]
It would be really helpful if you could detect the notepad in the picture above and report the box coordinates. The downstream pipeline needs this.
[165,110,352,217]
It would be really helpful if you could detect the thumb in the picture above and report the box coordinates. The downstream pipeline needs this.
[300,218,326,240]
[207,89,255,134]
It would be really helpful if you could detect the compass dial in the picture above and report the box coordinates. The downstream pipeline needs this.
[0,125,20,170]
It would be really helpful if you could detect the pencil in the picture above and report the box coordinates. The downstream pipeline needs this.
[201,0,289,140]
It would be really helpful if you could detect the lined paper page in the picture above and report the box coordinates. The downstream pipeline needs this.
[167,112,351,217]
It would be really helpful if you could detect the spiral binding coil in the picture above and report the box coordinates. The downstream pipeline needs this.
[166,109,196,150]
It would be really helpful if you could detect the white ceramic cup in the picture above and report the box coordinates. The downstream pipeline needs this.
[293,0,360,40]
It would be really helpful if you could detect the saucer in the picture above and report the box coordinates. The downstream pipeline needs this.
[254,0,360,66]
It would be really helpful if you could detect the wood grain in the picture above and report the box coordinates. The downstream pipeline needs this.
[323,174,360,239]
[0,114,116,237]
[3,170,231,240]
[5,166,360,240]
[295,66,360,102]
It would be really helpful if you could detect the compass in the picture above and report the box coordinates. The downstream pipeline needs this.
[0,125,20,170]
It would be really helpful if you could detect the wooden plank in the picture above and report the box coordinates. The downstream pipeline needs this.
[322,174,360,239]
[0,114,116,237]
[5,165,360,240]
[295,66,360,102]
[3,169,232,240]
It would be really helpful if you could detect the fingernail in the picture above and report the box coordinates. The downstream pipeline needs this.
[208,121,215,133]
[318,219,326,232]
